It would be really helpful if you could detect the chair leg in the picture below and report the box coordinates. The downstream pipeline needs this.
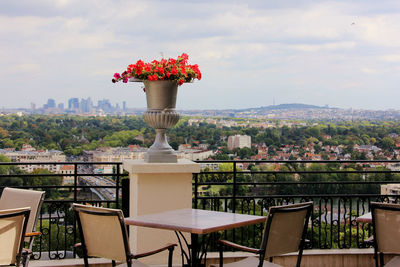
[218,244,223,267]
[22,255,30,267]
[296,249,304,267]
[168,246,174,267]
[112,260,116,267]
[379,253,384,267]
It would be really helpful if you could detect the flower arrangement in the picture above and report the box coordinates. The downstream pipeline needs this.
[112,53,201,86]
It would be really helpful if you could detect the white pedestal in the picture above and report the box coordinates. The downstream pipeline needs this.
[123,159,200,265]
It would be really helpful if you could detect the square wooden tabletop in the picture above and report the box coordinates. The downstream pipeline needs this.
[125,208,267,234]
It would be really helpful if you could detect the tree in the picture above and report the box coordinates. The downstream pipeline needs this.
[381,137,394,150]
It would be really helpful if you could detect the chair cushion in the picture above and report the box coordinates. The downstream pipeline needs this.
[385,256,400,267]
[210,256,283,267]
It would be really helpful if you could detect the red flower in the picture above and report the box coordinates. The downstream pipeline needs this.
[127,64,135,72]
[168,58,176,64]
[144,64,152,72]
[180,66,187,75]
[171,66,178,75]
[148,74,158,81]
[113,53,201,86]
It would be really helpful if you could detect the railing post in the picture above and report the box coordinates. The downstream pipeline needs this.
[73,163,78,202]
[116,163,121,209]
[232,161,237,244]
[73,162,78,258]
[121,178,130,217]
[232,161,237,214]
[194,173,198,209]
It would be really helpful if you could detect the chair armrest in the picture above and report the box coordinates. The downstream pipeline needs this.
[25,232,41,237]
[22,248,32,255]
[218,240,261,254]
[132,243,177,259]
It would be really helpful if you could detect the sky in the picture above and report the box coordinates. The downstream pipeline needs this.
[1,0,400,111]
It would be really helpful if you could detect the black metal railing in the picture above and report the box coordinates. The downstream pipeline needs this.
[0,161,129,260]
[193,160,400,251]
[1,159,400,258]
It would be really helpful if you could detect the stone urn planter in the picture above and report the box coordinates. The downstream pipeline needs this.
[112,53,201,163]
[142,80,180,163]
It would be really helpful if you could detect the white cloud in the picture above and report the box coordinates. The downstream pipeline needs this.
[380,54,400,62]
[0,0,400,110]
[11,63,41,73]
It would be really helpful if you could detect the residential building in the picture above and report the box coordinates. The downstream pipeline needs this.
[227,134,251,150]
[0,147,66,172]
[59,165,74,185]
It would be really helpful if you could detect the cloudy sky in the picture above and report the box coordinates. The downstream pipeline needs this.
[1,0,400,110]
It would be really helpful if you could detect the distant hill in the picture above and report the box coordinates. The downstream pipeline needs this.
[237,103,326,112]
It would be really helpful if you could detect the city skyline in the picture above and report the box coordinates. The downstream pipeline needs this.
[1,0,400,110]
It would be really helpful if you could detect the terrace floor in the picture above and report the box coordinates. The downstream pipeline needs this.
[29,248,384,267]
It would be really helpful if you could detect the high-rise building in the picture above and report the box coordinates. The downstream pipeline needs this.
[68,98,79,110]
[47,99,56,108]
[227,135,251,150]
[123,101,127,111]
[58,103,64,110]
[80,98,93,113]
[97,99,112,113]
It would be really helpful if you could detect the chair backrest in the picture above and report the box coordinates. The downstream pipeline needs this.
[73,204,130,263]
[0,187,45,235]
[261,202,313,258]
[0,207,30,266]
[371,202,400,254]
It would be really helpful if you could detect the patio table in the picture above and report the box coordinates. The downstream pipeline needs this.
[125,208,266,267]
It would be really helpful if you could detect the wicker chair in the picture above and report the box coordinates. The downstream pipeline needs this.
[214,202,313,267]
[73,204,176,267]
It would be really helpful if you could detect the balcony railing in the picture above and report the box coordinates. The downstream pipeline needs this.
[0,161,129,260]
[0,160,399,259]
[193,160,400,251]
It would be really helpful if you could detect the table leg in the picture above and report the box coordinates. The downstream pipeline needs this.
[174,231,211,267]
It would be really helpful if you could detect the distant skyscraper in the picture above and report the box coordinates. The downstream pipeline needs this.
[80,98,93,113]
[97,99,112,113]
[58,103,64,110]
[47,98,56,108]
[123,101,127,111]
[30,103,36,110]
[68,98,79,110]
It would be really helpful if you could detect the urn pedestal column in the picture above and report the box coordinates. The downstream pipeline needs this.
[123,159,200,265]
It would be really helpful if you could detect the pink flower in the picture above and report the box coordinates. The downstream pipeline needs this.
[114,73,121,79]
[123,78,128,83]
